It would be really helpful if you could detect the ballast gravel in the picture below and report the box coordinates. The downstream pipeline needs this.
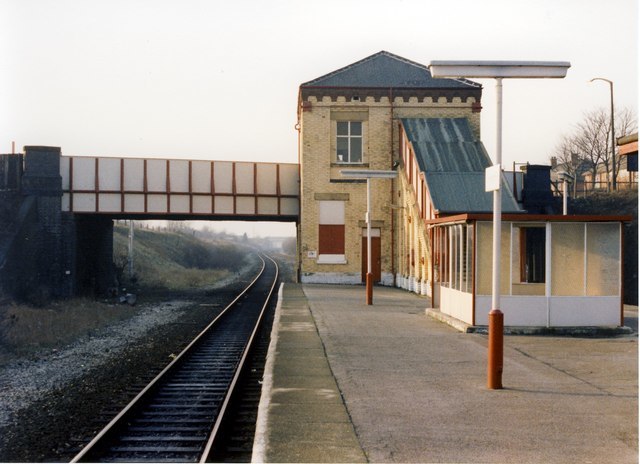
[0,258,264,462]
[0,299,192,428]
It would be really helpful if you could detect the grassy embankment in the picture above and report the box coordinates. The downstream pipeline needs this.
[112,225,249,291]
[0,225,252,361]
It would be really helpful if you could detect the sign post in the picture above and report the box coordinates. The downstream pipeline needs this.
[340,169,397,305]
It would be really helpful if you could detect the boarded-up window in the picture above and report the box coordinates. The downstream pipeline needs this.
[318,201,345,258]
[319,224,345,254]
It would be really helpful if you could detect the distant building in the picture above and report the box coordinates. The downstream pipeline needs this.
[297,51,629,328]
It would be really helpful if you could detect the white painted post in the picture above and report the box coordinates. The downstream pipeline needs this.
[545,222,552,327]
[492,77,503,313]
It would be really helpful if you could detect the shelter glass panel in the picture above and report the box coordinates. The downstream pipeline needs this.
[475,221,510,295]
[551,223,585,296]
[586,223,620,296]
[476,222,492,295]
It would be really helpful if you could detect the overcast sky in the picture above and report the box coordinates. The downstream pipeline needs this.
[1,0,637,236]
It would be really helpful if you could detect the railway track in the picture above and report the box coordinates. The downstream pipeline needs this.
[72,254,279,463]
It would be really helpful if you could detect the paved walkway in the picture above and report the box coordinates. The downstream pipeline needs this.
[254,283,638,463]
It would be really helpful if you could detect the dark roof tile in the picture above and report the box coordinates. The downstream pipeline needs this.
[301,51,480,89]
[401,117,521,214]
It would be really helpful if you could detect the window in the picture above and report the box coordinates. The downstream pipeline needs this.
[441,224,473,292]
[336,121,362,163]
[317,201,346,264]
[520,227,545,283]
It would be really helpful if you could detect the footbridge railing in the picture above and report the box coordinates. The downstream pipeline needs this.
[61,156,300,220]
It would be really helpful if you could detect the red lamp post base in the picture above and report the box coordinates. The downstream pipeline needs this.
[487,309,504,389]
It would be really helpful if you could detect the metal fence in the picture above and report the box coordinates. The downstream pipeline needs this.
[552,179,637,198]
[575,180,637,196]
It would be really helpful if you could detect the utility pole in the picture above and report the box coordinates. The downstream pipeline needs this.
[128,220,134,279]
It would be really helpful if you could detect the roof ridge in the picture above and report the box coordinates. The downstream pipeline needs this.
[301,51,393,87]
[301,51,480,89]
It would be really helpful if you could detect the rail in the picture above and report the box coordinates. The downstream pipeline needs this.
[71,254,279,463]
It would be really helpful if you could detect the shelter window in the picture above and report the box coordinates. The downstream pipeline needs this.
[336,121,362,163]
[519,227,545,283]
[438,224,473,293]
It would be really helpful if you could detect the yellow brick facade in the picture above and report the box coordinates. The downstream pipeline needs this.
[298,91,481,289]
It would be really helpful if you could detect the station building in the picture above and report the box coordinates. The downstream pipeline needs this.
[297,51,628,328]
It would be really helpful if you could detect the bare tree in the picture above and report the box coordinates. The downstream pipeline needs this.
[552,135,582,195]
[553,107,637,191]
[574,109,608,189]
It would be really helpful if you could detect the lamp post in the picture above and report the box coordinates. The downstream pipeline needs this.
[590,78,616,191]
[340,169,397,305]
[428,60,570,389]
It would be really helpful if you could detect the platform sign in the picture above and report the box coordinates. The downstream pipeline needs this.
[485,164,501,192]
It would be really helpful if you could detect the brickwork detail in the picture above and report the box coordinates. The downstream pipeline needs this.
[298,90,481,286]
[0,146,115,301]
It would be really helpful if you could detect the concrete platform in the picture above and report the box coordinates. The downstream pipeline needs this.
[426,307,636,336]
[253,283,638,463]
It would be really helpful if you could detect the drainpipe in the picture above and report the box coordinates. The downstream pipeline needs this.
[389,87,396,287]
[296,89,303,283]
[295,119,302,284]
[562,178,569,215]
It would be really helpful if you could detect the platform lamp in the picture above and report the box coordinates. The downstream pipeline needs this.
[428,60,571,389]
[340,169,398,305]
[557,171,575,215]
[589,78,616,191]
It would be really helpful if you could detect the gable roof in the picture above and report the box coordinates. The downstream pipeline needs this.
[401,118,522,214]
[301,51,480,89]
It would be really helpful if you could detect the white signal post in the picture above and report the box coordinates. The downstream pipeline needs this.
[428,60,570,389]
[340,169,397,305]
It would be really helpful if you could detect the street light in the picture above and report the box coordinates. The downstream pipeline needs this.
[557,171,575,215]
[590,77,616,191]
[340,169,397,305]
[428,60,570,389]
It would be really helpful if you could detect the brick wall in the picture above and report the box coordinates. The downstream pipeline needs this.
[299,93,480,284]
[0,146,115,301]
